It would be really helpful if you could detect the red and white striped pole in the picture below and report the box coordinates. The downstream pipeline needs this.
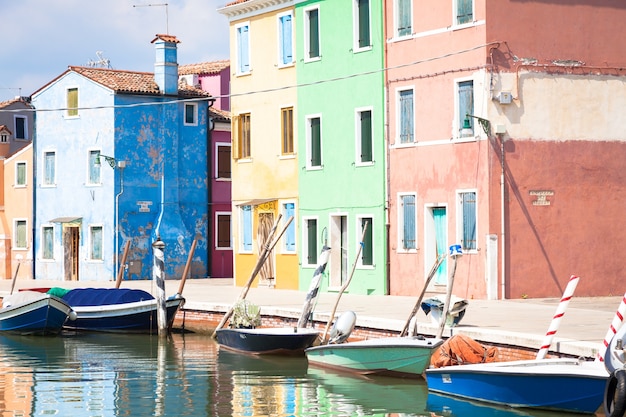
[536,275,580,360]
[597,292,626,362]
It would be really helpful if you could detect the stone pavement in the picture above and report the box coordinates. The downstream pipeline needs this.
[1,277,622,358]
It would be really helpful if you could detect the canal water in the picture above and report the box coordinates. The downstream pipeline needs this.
[0,332,602,417]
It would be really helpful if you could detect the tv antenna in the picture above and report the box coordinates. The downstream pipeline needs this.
[133,3,169,34]
[87,51,112,68]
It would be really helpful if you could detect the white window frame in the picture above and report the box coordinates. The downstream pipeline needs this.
[239,205,253,254]
[281,201,297,254]
[41,224,55,260]
[302,216,319,267]
[184,102,198,126]
[15,161,27,187]
[14,115,27,140]
[396,87,415,146]
[235,22,251,75]
[454,77,475,140]
[277,11,295,68]
[456,189,478,253]
[394,0,413,39]
[43,150,56,187]
[87,149,102,186]
[398,192,418,253]
[304,5,321,63]
[305,114,323,170]
[453,0,474,27]
[66,86,79,118]
[14,218,28,250]
[355,106,374,166]
[356,215,375,268]
[89,224,104,261]
[353,0,372,52]
[215,142,232,180]
[215,211,232,250]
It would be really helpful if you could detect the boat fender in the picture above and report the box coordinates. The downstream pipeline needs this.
[605,369,626,417]
[329,311,356,344]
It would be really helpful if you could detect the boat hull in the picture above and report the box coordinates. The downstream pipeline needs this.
[63,298,184,333]
[216,327,319,355]
[0,295,72,335]
[425,358,607,414]
[305,336,443,378]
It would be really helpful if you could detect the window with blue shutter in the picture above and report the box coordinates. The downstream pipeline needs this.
[397,0,411,37]
[237,24,250,73]
[279,14,293,65]
[402,195,416,250]
[242,205,253,252]
[283,203,296,252]
[461,192,477,250]
[458,81,474,136]
[399,89,414,144]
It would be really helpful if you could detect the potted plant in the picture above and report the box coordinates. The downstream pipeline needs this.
[230,300,261,329]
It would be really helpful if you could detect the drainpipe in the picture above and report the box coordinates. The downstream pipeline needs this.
[206,104,215,278]
[498,132,506,300]
[114,162,125,279]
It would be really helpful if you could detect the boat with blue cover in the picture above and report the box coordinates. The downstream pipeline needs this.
[55,288,184,333]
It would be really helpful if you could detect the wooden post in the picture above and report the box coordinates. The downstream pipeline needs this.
[297,246,331,328]
[152,237,167,336]
[115,240,131,289]
[436,246,461,339]
[400,253,445,337]
[321,221,368,343]
[177,236,198,296]
[212,216,293,337]
[10,262,20,295]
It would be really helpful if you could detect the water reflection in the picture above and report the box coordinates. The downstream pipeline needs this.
[0,333,602,417]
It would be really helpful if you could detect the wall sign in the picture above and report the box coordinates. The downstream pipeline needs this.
[529,190,554,206]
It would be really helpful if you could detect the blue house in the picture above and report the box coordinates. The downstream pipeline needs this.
[31,34,213,283]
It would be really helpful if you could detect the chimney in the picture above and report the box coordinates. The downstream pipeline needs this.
[151,34,180,96]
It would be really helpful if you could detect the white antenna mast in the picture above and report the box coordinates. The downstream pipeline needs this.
[87,51,112,68]
[133,3,169,34]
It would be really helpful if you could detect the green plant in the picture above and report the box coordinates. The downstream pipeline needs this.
[231,300,261,329]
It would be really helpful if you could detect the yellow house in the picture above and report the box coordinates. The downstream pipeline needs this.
[219,0,299,289]
[1,144,33,280]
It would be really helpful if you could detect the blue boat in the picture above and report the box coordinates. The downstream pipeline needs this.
[58,288,185,333]
[425,358,607,414]
[0,292,74,335]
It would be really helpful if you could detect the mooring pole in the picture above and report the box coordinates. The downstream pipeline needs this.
[152,237,167,336]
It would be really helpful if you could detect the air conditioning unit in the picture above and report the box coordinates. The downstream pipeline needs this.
[179,74,200,88]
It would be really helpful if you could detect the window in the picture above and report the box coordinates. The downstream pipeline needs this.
[358,216,374,266]
[43,151,56,186]
[67,87,78,117]
[458,80,474,137]
[88,150,101,185]
[281,107,294,155]
[282,202,296,253]
[456,0,473,25]
[42,226,54,259]
[14,116,26,139]
[216,143,231,179]
[240,205,253,253]
[0,134,7,143]
[236,23,251,74]
[458,191,477,250]
[216,213,232,249]
[398,89,414,144]
[14,220,27,249]
[278,12,294,66]
[395,0,412,37]
[305,6,320,60]
[90,225,103,260]
[234,113,251,159]
[304,218,318,266]
[399,194,417,250]
[356,108,373,164]
[306,115,322,169]
[16,162,27,187]
[355,0,371,50]
[184,103,197,125]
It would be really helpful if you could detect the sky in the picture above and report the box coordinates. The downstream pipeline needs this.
[0,0,231,102]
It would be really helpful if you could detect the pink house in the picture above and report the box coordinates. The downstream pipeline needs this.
[386,0,626,299]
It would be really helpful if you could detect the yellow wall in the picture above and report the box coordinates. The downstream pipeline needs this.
[228,6,299,289]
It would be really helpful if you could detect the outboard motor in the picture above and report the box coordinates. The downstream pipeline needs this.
[604,322,626,417]
[328,311,356,344]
